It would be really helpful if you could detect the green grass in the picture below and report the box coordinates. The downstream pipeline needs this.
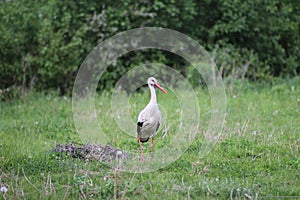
[1,78,300,199]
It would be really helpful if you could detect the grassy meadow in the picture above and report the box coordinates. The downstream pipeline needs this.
[0,78,299,199]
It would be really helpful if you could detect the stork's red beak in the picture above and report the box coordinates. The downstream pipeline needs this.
[154,83,167,94]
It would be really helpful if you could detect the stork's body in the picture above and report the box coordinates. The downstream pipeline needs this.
[137,77,166,161]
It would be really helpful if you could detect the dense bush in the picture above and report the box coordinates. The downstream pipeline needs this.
[0,0,299,95]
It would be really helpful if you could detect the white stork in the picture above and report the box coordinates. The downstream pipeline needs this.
[137,77,167,161]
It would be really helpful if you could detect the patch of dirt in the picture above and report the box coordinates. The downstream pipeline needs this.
[52,143,128,162]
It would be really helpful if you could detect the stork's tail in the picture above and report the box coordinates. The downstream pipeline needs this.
[139,137,149,143]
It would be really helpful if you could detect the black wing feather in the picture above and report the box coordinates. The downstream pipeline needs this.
[137,121,143,127]
[137,121,149,143]
[156,122,160,132]
[137,121,143,135]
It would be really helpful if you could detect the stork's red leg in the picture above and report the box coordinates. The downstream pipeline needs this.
[150,136,154,160]
[138,136,145,161]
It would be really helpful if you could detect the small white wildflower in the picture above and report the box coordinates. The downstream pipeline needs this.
[0,186,8,193]
[116,151,123,156]
[291,86,295,92]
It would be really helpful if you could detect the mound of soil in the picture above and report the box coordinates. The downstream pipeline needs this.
[52,143,127,162]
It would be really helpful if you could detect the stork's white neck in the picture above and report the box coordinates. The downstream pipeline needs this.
[149,84,157,105]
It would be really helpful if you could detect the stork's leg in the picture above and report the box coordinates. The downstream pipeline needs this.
[150,136,154,160]
[138,136,145,161]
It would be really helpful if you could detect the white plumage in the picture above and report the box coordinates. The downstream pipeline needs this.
[137,77,166,161]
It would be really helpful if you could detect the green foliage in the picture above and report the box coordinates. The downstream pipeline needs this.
[0,1,92,95]
[208,0,300,78]
[0,1,40,89]
[35,1,90,94]
[0,0,299,96]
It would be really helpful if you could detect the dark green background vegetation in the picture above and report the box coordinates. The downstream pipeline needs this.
[1,0,299,96]
[1,1,299,199]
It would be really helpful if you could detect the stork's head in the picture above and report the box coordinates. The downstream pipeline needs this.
[147,77,167,94]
